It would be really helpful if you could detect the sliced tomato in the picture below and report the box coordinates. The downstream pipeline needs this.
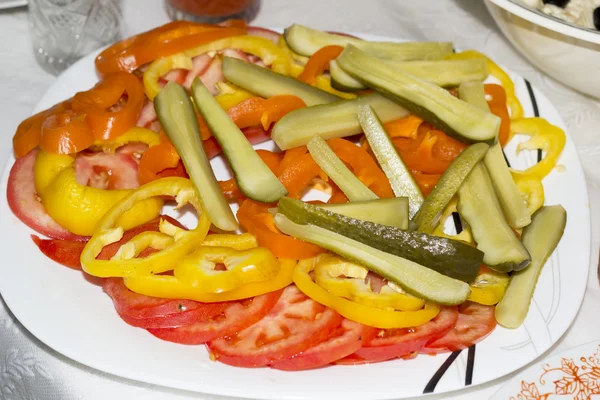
[336,307,459,365]
[136,100,158,129]
[247,27,280,44]
[74,151,139,190]
[183,54,212,89]
[115,142,149,159]
[207,285,342,367]
[148,290,282,344]
[420,302,496,354]
[7,149,86,241]
[31,235,85,269]
[271,319,369,371]
[103,278,231,329]
[197,57,224,95]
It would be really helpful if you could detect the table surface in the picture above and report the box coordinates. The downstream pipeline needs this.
[1,1,599,399]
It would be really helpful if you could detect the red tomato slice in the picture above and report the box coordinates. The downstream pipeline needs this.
[137,100,158,129]
[336,307,459,365]
[74,151,139,190]
[148,290,282,344]
[207,285,343,367]
[420,302,496,354]
[271,319,369,371]
[7,149,87,241]
[103,278,231,329]
[183,54,212,89]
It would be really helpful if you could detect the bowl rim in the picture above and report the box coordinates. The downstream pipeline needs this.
[487,0,600,44]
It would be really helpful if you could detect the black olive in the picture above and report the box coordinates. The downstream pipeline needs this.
[594,7,600,30]
[542,0,570,8]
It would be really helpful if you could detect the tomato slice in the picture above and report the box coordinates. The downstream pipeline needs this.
[336,307,459,365]
[74,151,139,190]
[148,290,282,344]
[420,302,496,354]
[207,285,343,367]
[7,149,86,241]
[271,319,369,371]
[103,278,231,329]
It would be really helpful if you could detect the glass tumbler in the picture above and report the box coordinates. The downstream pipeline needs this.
[165,0,260,24]
[29,0,123,75]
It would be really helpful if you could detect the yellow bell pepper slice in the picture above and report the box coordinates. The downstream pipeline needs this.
[124,259,297,302]
[512,173,545,216]
[202,233,258,250]
[34,151,163,236]
[445,50,523,119]
[467,266,509,305]
[277,35,309,65]
[144,36,290,100]
[80,177,210,277]
[214,82,255,111]
[510,118,566,181]
[174,246,280,293]
[97,127,161,152]
[294,257,439,329]
[313,254,425,311]
[432,197,474,243]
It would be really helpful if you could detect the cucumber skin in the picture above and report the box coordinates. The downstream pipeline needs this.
[495,206,567,328]
[278,197,483,283]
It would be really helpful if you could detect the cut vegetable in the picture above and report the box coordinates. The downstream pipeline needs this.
[274,213,470,305]
[272,93,409,150]
[458,81,531,229]
[318,198,409,230]
[332,58,489,92]
[336,45,500,144]
[307,136,377,202]
[413,143,489,234]
[222,56,338,106]
[495,206,566,328]
[154,82,237,231]
[457,163,531,272]
[358,104,423,217]
[191,79,287,203]
[278,197,483,283]
[284,24,453,60]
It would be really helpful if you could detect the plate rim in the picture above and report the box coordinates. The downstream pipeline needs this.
[0,31,592,400]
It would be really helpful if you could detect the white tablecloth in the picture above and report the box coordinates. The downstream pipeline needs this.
[1,1,599,399]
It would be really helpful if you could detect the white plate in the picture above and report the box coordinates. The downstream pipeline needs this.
[0,33,591,400]
[0,0,27,9]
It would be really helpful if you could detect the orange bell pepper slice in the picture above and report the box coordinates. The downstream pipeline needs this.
[95,21,245,76]
[138,132,180,185]
[484,84,511,147]
[326,138,394,199]
[39,110,94,155]
[13,100,71,157]
[277,153,323,199]
[298,45,344,85]
[237,198,324,260]
[276,145,308,176]
[383,115,423,139]
[72,72,145,141]
[227,95,306,130]
[411,171,440,197]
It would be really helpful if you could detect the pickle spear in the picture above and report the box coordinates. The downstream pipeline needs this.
[336,45,501,144]
[358,104,423,217]
[284,24,453,60]
[495,206,566,328]
[278,197,483,283]
[155,82,238,231]
[413,143,489,234]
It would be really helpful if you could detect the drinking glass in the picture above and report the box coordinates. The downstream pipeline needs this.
[29,0,123,75]
[165,0,260,24]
